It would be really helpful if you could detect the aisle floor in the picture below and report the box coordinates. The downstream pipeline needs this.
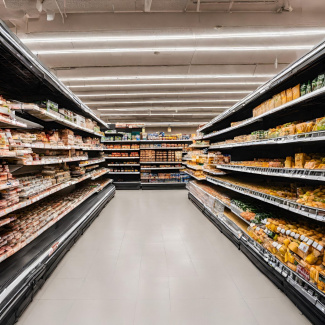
[18,190,310,325]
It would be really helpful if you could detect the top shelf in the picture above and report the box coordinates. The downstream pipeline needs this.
[16,104,103,137]
[199,39,325,134]
[101,139,192,143]
[0,21,107,129]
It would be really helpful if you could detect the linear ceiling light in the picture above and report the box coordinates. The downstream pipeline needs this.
[34,45,311,55]
[85,99,238,105]
[105,122,208,126]
[76,90,251,97]
[97,106,228,111]
[60,74,274,82]
[68,81,264,88]
[21,29,325,43]
[100,113,217,116]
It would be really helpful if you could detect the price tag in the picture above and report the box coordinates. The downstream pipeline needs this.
[294,234,300,239]
[276,244,282,250]
[286,230,291,235]
[317,244,324,252]
[303,237,309,243]
[281,229,285,234]
[298,242,309,253]
[312,241,318,248]
[300,235,305,241]
[277,227,281,232]
[307,239,313,246]
[290,232,295,237]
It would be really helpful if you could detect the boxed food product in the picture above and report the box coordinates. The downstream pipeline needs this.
[286,88,293,102]
[292,84,300,100]
[73,114,86,127]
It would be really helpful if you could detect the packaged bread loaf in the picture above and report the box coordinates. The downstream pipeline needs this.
[292,84,300,100]
[286,88,293,102]
[273,93,282,108]
[280,90,287,105]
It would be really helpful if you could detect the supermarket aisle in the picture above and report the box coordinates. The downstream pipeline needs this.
[18,190,310,325]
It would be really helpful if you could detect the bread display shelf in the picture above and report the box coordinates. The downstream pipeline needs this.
[141,167,184,170]
[14,156,89,165]
[96,179,113,192]
[107,172,140,174]
[102,139,191,143]
[90,169,109,180]
[105,157,139,159]
[185,164,203,171]
[18,104,103,137]
[183,170,206,181]
[140,147,183,150]
[0,174,91,219]
[107,164,140,167]
[79,158,105,167]
[206,176,325,222]
[104,148,139,151]
[209,130,325,150]
[140,161,181,164]
[216,164,325,181]
[203,168,226,176]
[0,179,19,190]
[189,144,210,148]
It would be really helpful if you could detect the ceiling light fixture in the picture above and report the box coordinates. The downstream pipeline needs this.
[76,90,251,97]
[60,74,273,82]
[21,29,325,43]
[68,81,264,88]
[85,99,238,105]
[34,45,311,55]
[97,106,228,111]
[100,113,218,116]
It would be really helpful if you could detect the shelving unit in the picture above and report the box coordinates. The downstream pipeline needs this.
[0,22,115,325]
[187,41,325,325]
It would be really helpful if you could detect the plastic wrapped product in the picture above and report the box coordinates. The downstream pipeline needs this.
[273,93,282,108]
[267,98,275,111]
[300,83,307,96]
[295,122,307,134]
[306,120,315,133]
[313,117,325,131]
[317,73,325,89]
[306,81,312,94]
[292,84,300,100]
[286,88,293,102]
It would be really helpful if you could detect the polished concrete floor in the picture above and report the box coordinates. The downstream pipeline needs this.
[18,190,310,325]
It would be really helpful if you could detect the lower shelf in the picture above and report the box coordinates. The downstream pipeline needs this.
[113,181,141,190]
[141,182,187,190]
[0,185,116,325]
[187,192,325,325]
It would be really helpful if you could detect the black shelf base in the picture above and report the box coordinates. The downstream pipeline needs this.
[114,181,141,190]
[0,185,115,325]
[188,192,325,325]
[141,183,186,190]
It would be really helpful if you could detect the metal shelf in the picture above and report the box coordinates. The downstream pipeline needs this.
[103,148,139,151]
[216,164,325,181]
[13,156,88,166]
[140,147,184,150]
[188,191,325,325]
[203,168,226,176]
[107,164,140,167]
[206,176,325,222]
[17,104,103,137]
[79,158,105,167]
[141,167,184,170]
[0,174,91,219]
[189,144,210,148]
[102,139,191,143]
[105,156,139,159]
[140,161,181,164]
[184,164,203,171]
[209,130,325,150]
[183,170,206,181]
[108,172,140,174]
[198,39,325,133]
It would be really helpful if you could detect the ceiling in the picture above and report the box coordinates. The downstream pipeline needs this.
[1,0,325,128]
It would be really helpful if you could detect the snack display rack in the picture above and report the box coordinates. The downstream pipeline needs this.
[187,41,325,325]
[0,23,115,325]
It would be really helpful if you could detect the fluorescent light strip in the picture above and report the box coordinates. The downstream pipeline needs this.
[21,30,325,43]
[35,45,311,55]
[98,106,228,111]
[68,81,264,88]
[77,90,251,97]
[107,122,207,126]
[61,74,273,82]
[86,99,237,105]
[101,113,218,116]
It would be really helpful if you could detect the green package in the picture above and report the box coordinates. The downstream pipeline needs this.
[317,73,325,89]
[306,81,312,94]
[312,77,318,91]
[300,83,306,96]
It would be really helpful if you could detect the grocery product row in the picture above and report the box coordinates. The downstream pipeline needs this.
[210,116,325,149]
[140,149,183,162]
[141,172,190,184]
